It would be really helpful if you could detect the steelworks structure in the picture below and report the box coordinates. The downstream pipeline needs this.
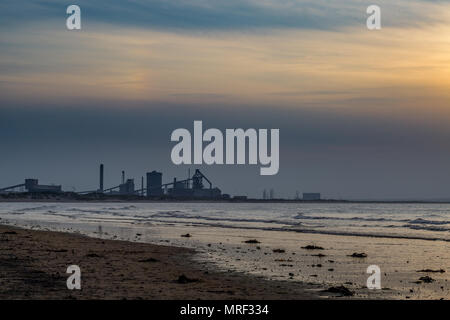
[0,164,222,199]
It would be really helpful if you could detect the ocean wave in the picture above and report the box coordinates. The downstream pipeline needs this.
[293,212,409,223]
[293,213,449,227]
[151,210,298,226]
[102,205,138,211]
[6,204,450,242]
[408,218,449,225]
[135,217,450,242]
[405,224,450,232]
[66,208,131,218]
[14,205,57,212]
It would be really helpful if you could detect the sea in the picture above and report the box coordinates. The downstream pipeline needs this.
[0,202,448,241]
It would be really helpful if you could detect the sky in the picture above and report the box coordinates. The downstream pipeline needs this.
[2,0,450,200]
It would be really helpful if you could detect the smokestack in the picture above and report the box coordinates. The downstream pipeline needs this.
[188,168,190,189]
[99,164,104,193]
[122,171,125,184]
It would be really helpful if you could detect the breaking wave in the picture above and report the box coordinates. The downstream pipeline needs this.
[1,202,449,242]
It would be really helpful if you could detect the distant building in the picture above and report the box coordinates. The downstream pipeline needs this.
[119,179,135,195]
[303,193,321,201]
[168,177,190,197]
[233,195,248,200]
[146,171,163,197]
[169,169,222,199]
[193,187,222,199]
[25,179,62,193]
[168,176,222,199]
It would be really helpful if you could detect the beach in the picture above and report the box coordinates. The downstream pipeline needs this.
[0,224,322,299]
[0,202,448,300]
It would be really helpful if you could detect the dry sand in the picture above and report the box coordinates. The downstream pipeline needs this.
[0,224,321,300]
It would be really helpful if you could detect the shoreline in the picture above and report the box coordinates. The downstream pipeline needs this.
[3,196,450,204]
[0,224,323,300]
[1,200,448,300]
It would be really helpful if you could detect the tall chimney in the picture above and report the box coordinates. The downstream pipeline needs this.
[187,168,190,189]
[99,164,104,192]
[122,171,125,184]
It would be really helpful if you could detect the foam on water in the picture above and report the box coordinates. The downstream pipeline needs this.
[0,202,448,241]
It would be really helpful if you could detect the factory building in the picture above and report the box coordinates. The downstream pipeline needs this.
[119,179,135,195]
[1,163,224,200]
[303,193,321,201]
[168,184,222,199]
[194,188,222,198]
[0,178,61,194]
[167,177,191,198]
[167,169,222,199]
[24,179,62,193]
[146,171,163,197]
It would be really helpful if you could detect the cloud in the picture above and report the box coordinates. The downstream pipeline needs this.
[1,99,449,149]
[2,1,450,198]
[1,0,449,31]
[3,20,450,111]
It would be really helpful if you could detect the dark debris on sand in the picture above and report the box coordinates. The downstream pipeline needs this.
[323,285,354,297]
[244,239,260,244]
[301,245,324,250]
[181,233,192,238]
[417,269,445,273]
[348,252,367,258]
[418,276,435,283]
[138,258,159,263]
[177,274,200,284]
[273,249,286,253]
[2,231,17,235]
[85,253,102,258]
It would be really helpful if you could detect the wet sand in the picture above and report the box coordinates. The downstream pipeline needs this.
[154,224,449,300]
[0,224,321,300]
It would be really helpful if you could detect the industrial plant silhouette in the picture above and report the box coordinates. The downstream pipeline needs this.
[0,164,227,200]
[0,164,327,201]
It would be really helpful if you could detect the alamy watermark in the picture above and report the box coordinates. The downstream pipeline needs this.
[66,5,81,30]
[65,5,381,32]
[367,5,381,30]
[66,265,81,290]
[367,265,381,289]
[170,121,279,175]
